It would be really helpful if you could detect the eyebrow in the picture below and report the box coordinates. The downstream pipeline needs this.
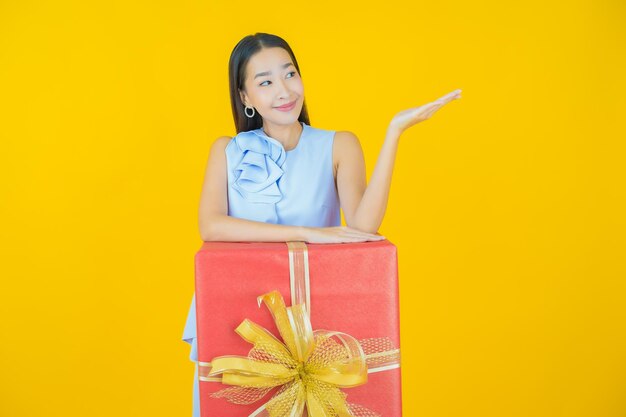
[254,62,294,79]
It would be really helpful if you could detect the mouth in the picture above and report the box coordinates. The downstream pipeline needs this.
[274,100,297,110]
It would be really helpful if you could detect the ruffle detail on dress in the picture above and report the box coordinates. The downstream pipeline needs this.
[230,130,286,203]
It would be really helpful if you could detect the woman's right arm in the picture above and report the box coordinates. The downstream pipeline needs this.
[198,136,384,244]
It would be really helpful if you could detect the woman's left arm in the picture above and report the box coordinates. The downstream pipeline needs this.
[337,88,462,234]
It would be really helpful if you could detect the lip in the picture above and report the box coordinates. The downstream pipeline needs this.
[274,100,297,111]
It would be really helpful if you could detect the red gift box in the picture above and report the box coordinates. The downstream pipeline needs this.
[194,240,402,416]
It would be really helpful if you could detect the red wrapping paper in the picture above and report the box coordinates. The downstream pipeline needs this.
[195,240,403,416]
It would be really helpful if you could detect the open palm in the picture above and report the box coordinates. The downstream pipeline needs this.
[389,89,462,134]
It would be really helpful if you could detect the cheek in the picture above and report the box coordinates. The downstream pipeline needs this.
[255,91,274,105]
[293,80,305,95]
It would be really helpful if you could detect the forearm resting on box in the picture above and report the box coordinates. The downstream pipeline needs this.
[200,214,306,242]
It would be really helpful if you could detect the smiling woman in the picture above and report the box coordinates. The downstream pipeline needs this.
[184,31,461,416]
[230,41,309,139]
[184,32,387,417]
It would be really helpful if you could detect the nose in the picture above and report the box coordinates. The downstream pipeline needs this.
[276,79,291,100]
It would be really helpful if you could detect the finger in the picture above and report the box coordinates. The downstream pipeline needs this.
[434,96,454,106]
[440,89,462,100]
[423,107,440,118]
[436,90,462,104]
[420,102,444,117]
[360,236,384,242]
[343,231,379,239]
[343,229,382,239]
[344,227,381,236]
[426,101,446,111]
[338,237,369,243]
[362,234,385,241]
[426,97,456,115]
[423,100,441,108]
[413,102,439,115]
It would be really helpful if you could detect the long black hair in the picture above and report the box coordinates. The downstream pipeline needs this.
[228,33,311,134]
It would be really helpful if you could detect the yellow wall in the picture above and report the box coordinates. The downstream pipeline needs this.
[1,1,625,416]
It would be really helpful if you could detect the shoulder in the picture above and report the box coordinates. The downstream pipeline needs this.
[333,131,363,158]
[205,136,233,165]
[211,135,233,152]
[333,130,361,145]
[332,131,364,176]
[214,135,233,146]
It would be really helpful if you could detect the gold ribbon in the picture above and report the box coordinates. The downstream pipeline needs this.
[198,241,401,417]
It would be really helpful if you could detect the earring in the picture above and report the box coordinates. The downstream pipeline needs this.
[244,105,255,118]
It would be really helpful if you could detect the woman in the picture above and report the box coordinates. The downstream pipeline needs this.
[183,32,461,416]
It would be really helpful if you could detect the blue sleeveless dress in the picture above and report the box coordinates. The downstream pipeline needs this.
[182,121,341,416]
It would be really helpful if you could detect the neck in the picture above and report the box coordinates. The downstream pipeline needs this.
[261,121,303,151]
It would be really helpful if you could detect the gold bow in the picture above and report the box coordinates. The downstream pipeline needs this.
[200,290,399,416]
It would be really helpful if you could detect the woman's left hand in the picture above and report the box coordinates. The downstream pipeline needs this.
[389,89,462,135]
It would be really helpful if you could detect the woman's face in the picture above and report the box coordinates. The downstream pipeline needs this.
[239,47,304,125]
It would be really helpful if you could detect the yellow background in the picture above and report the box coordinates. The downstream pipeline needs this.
[1,1,625,416]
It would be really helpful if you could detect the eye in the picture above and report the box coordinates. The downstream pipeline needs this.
[259,71,297,86]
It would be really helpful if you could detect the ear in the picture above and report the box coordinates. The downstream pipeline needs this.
[238,89,248,107]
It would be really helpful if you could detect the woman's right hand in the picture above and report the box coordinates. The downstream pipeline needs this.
[301,226,385,244]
